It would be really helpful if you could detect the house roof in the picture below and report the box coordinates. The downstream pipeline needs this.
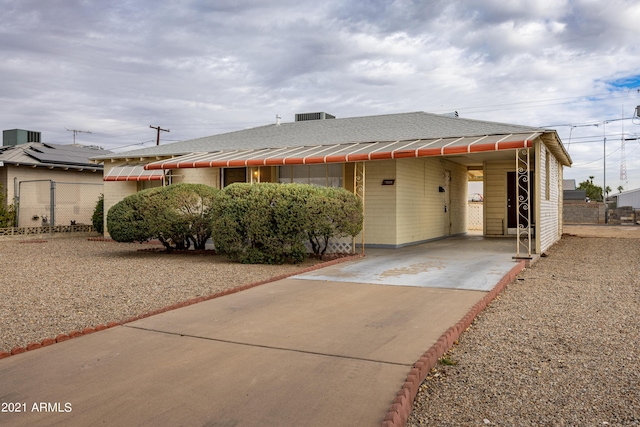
[0,142,110,171]
[93,111,572,167]
[614,187,640,196]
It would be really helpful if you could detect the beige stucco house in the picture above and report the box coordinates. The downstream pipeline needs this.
[0,139,107,227]
[92,112,571,258]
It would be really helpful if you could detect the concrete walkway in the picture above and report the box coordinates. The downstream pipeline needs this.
[0,236,522,427]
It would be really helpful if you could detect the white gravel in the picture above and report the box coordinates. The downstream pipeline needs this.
[0,235,322,354]
[408,227,640,426]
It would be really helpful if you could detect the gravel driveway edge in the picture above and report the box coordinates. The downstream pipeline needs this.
[381,261,527,427]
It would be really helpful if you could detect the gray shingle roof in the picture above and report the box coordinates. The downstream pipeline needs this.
[92,111,551,160]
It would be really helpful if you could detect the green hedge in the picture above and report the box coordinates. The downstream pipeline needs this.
[306,186,364,256]
[107,183,218,250]
[211,183,309,264]
[211,183,363,264]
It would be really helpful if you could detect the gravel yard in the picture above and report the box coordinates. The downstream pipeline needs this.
[408,225,640,426]
[0,235,323,354]
[3,226,640,425]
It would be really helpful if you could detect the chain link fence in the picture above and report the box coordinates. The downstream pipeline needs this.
[16,180,102,228]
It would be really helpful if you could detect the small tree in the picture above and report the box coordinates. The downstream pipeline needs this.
[617,185,624,193]
[577,177,603,201]
[0,183,16,228]
[91,194,105,235]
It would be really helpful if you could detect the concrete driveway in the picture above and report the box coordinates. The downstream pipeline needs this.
[0,236,522,427]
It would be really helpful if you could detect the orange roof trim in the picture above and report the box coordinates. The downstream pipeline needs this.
[144,133,539,170]
[104,165,165,181]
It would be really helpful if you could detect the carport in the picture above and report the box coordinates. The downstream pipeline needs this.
[293,234,521,290]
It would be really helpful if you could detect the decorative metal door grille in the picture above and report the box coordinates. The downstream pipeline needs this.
[516,148,532,258]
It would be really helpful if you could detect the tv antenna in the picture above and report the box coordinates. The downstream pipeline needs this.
[65,128,92,145]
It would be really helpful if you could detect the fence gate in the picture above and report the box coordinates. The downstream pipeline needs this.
[16,180,102,228]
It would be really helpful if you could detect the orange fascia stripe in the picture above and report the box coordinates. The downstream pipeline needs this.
[283,158,306,165]
[344,153,369,162]
[498,140,532,150]
[392,150,419,159]
[245,158,267,166]
[322,155,347,163]
[263,158,285,165]
[442,145,471,155]
[144,163,164,170]
[468,140,529,153]
[368,151,393,160]
[104,176,163,182]
[416,147,444,157]
[226,159,249,167]
[303,157,328,164]
[184,161,209,168]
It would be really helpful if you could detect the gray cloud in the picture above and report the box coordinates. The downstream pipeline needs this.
[1,0,639,188]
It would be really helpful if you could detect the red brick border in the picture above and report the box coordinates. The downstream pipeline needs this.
[0,253,364,360]
[381,260,526,427]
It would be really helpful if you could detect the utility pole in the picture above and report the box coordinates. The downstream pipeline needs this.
[65,128,92,145]
[150,125,170,145]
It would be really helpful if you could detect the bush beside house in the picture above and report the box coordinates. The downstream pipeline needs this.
[0,183,16,228]
[107,182,363,264]
[211,183,310,264]
[92,194,104,235]
[107,184,218,250]
[305,186,363,256]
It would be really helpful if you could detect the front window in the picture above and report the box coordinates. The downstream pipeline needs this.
[278,164,343,188]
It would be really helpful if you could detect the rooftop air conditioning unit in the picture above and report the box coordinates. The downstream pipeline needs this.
[295,112,336,122]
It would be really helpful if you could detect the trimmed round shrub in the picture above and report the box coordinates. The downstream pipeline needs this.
[212,183,309,264]
[107,183,218,250]
[305,186,363,256]
[211,183,363,264]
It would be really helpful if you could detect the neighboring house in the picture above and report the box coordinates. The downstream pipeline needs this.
[0,130,109,227]
[564,189,587,203]
[92,111,572,258]
[611,188,640,209]
[563,179,576,191]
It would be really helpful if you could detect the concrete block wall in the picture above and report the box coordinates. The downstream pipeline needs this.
[563,202,605,224]
[608,206,639,225]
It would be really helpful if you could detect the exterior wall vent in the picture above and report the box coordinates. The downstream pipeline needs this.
[295,112,336,122]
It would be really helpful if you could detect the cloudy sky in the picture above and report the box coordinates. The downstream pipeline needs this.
[2,0,640,191]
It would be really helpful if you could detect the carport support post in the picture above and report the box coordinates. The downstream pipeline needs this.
[515,148,532,258]
[354,162,365,254]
